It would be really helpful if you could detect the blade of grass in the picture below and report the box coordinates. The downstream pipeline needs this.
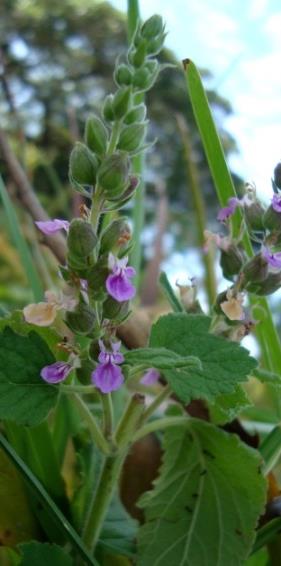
[159,271,184,312]
[259,425,281,475]
[0,433,99,566]
[184,60,281,382]
[0,173,43,301]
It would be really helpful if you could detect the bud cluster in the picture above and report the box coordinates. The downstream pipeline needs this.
[26,15,166,394]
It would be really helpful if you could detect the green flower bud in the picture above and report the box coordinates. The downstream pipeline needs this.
[244,201,265,231]
[274,162,281,189]
[117,122,147,153]
[67,219,97,258]
[102,296,130,321]
[112,87,131,119]
[246,271,281,296]
[87,258,108,301]
[65,302,96,335]
[145,60,158,74]
[146,33,166,55]
[130,40,147,68]
[141,15,164,39]
[114,63,133,86]
[76,357,96,385]
[132,65,158,91]
[69,142,98,186]
[85,115,108,155]
[220,244,245,281]
[100,218,131,255]
[243,253,268,285]
[263,205,281,232]
[124,103,147,124]
[102,94,114,122]
[97,151,130,200]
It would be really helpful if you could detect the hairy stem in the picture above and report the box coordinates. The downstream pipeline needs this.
[71,394,110,455]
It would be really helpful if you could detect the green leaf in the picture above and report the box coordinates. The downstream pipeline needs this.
[124,347,200,371]
[209,385,252,425]
[245,548,268,566]
[137,419,266,566]
[0,447,39,546]
[0,310,64,356]
[0,434,98,566]
[0,174,43,302]
[149,313,257,403]
[159,272,184,313]
[0,327,58,426]
[19,542,73,566]
[99,496,138,558]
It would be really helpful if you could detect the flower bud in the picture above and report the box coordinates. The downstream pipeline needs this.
[87,259,108,301]
[244,200,265,231]
[130,40,147,68]
[67,219,97,258]
[124,103,147,125]
[100,218,131,255]
[146,34,166,55]
[246,271,281,296]
[69,143,98,186]
[220,244,245,281]
[65,302,96,335]
[117,122,147,153]
[85,115,108,156]
[243,253,268,285]
[132,65,158,91]
[263,205,281,232]
[102,296,130,321]
[114,64,133,86]
[141,15,164,39]
[76,357,96,385]
[112,87,131,119]
[97,151,130,200]
[274,162,281,190]
[102,94,115,122]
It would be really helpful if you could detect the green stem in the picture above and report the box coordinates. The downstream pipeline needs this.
[133,415,189,442]
[101,392,114,439]
[82,394,144,552]
[71,394,110,455]
[107,120,122,155]
[127,0,140,41]
[252,518,281,554]
[141,385,171,423]
[61,385,96,395]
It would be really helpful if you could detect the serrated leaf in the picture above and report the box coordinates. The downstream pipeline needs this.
[19,542,73,566]
[0,311,64,356]
[149,314,257,403]
[137,419,266,566]
[124,347,200,371]
[0,328,58,426]
[209,385,252,425]
[99,496,138,558]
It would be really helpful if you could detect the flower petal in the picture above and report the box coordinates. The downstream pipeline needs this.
[92,361,124,393]
[262,247,281,269]
[141,368,160,386]
[35,219,69,235]
[23,302,58,326]
[217,197,240,222]
[106,273,136,302]
[272,194,281,213]
[41,362,72,384]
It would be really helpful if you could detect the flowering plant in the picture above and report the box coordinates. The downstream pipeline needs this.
[1,8,281,566]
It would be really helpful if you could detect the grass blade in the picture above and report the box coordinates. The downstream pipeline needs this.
[0,174,43,301]
[0,433,99,566]
[159,272,184,312]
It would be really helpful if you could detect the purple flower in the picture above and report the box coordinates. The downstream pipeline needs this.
[217,197,240,222]
[91,340,125,393]
[40,361,72,384]
[35,219,70,235]
[272,194,281,213]
[141,368,160,386]
[106,253,136,302]
[262,247,281,269]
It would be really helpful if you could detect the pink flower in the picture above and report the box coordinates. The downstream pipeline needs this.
[272,194,281,213]
[262,247,281,269]
[41,361,72,384]
[140,368,160,386]
[217,197,240,222]
[35,219,70,235]
[106,253,136,302]
[91,340,125,393]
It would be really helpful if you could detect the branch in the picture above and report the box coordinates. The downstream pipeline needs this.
[0,127,67,264]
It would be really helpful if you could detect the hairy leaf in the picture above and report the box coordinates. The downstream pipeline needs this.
[209,385,251,425]
[124,347,200,371]
[137,419,266,566]
[99,496,138,557]
[150,314,256,403]
[0,328,58,426]
[19,542,73,566]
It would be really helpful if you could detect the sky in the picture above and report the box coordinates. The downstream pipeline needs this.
[111,0,281,201]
